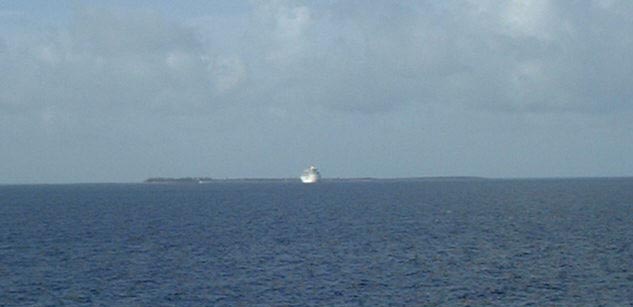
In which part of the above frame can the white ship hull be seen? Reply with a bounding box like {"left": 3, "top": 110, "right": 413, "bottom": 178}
{"left": 300, "top": 174, "right": 319, "bottom": 183}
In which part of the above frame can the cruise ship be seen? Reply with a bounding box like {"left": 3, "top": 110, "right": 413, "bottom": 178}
{"left": 300, "top": 166, "right": 321, "bottom": 183}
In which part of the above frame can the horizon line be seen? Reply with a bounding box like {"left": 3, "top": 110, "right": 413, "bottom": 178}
{"left": 2, "top": 175, "right": 633, "bottom": 186}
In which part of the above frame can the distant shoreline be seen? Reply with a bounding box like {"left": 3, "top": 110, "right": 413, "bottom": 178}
{"left": 142, "top": 176, "right": 490, "bottom": 184}
{"left": 141, "top": 176, "right": 633, "bottom": 184}
{"left": 1, "top": 176, "right": 632, "bottom": 186}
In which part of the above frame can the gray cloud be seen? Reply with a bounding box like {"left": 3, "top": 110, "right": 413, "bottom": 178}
{"left": 209, "top": 0, "right": 633, "bottom": 114}
{"left": 3, "top": 2, "right": 633, "bottom": 115}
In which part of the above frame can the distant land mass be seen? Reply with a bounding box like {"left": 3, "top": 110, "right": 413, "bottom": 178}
{"left": 144, "top": 177, "right": 296, "bottom": 184}
{"left": 143, "top": 176, "right": 487, "bottom": 184}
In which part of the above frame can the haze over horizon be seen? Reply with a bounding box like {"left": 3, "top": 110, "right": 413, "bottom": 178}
{"left": 2, "top": 1, "right": 633, "bottom": 184}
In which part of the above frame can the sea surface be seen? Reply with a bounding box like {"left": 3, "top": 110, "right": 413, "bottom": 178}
{"left": 1, "top": 178, "right": 633, "bottom": 306}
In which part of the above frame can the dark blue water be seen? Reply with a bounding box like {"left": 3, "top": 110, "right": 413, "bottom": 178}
{"left": 1, "top": 179, "right": 633, "bottom": 306}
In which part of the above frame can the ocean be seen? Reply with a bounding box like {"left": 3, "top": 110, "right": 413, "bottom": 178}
{"left": 1, "top": 178, "right": 632, "bottom": 306}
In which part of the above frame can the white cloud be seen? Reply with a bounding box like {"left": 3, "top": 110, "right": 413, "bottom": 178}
{"left": 0, "top": 6, "right": 219, "bottom": 117}
{"left": 252, "top": 1, "right": 313, "bottom": 62}
{"left": 593, "top": 0, "right": 616, "bottom": 9}
{"left": 209, "top": 55, "right": 246, "bottom": 93}
{"left": 502, "top": 0, "right": 555, "bottom": 40}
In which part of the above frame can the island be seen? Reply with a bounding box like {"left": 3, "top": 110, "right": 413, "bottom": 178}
{"left": 143, "top": 176, "right": 487, "bottom": 184}
{"left": 144, "top": 177, "right": 215, "bottom": 184}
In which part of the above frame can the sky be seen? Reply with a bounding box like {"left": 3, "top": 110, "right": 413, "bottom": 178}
{"left": 1, "top": 0, "right": 633, "bottom": 183}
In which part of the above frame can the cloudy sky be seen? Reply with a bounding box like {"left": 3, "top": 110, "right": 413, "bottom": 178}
{"left": 1, "top": 0, "right": 632, "bottom": 183}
